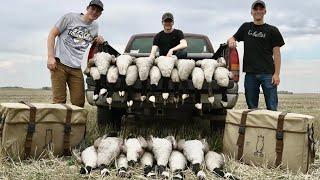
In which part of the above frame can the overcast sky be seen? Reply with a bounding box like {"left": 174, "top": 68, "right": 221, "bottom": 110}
{"left": 0, "top": 0, "right": 319, "bottom": 93}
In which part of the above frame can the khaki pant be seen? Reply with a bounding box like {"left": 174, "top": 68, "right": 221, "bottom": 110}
{"left": 50, "top": 61, "right": 85, "bottom": 107}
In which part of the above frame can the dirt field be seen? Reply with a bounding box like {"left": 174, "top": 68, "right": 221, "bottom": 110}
{"left": 0, "top": 88, "right": 319, "bottom": 179}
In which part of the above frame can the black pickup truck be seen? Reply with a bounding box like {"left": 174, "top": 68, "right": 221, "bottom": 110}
{"left": 85, "top": 33, "right": 240, "bottom": 132}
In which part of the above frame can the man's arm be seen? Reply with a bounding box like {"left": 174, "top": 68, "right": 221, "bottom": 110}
{"left": 167, "top": 39, "right": 188, "bottom": 57}
{"left": 227, "top": 37, "right": 237, "bottom": 48}
{"left": 228, "top": 23, "right": 246, "bottom": 48}
{"left": 271, "top": 27, "right": 284, "bottom": 86}
{"left": 47, "top": 27, "right": 60, "bottom": 71}
{"left": 94, "top": 35, "right": 105, "bottom": 44}
{"left": 149, "top": 45, "right": 158, "bottom": 60}
{"left": 272, "top": 46, "right": 281, "bottom": 86}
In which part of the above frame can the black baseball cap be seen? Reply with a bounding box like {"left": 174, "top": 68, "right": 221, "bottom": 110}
{"left": 162, "top": 12, "right": 174, "bottom": 22}
{"left": 251, "top": 0, "right": 266, "bottom": 9}
{"left": 89, "top": 0, "right": 104, "bottom": 11}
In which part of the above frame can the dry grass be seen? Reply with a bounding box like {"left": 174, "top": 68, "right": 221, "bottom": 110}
{"left": 0, "top": 88, "right": 319, "bottom": 179}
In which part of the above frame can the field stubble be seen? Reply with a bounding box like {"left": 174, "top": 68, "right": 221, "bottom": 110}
{"left": 0, "top": 88, "right": 319, "bottom": 179}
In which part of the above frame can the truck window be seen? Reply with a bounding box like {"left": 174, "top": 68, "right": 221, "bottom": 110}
{"left": 130, "top": 37, "right": 153, "bottom": 53}
{"left": 185, "top": 37, "right": 209, "bottom": 53}
{"left": 129, "top": 37, "right": 209, "bottom": 54}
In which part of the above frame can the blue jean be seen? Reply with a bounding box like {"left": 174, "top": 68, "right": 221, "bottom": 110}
{"left": 244, "top": 73, "right": 278, "bottom": 111}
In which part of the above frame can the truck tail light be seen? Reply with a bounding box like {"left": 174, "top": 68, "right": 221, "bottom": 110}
{"left": 228, "top": 47, "right": 240, "bottom": 82}
{"left": 87, "top": 42, "right": 97, "bottom": 62}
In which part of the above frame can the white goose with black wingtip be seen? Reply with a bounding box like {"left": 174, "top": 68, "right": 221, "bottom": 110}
{"left": 177, "top": 139, "right": 209, "bottom": 180}
{"left": 147, "top": 135, "right": 176, "bottom": 179}
{"left": 214, "top": 57, "right": 231, "bottom": 108}
{"left": 176, "top": 59, "right": 195, "bottom": 103}
{"left": 196, "top": 59, "right": 220, "bottom": 105}
{"left": 140, "top": 151, "right": 156, "bottom": 178}
{"left": 116, "top": 153, "right": 131, "bottom": 178}
{"left": 125, "top": 64, "right": 138, "bottom": 110}
{"left": 94, "top": 134, "right": 123, "bottom": 176}
{"left": 106, "top": 65, "right": 119, "bottom": 109}
{"left": 171, "top": 68, "right": 180, "bottom": 106}
{"left": 90, "top": 52, "right": 114, "bottom": 101}
{"left": 122, "top": 136, "right": 148, "bottom": 167}
{"left": 205, "top": 151, "right": 239, "bottom": 180}
{"left": 155, "top": 56, "right": 178, "bottom": 104}
{"left": 149, "top": 65, "right": 162, "bottom": 106}
{"left": 79, "top": 146, "right": 98, "bottom": 174}
{"left": 169, "top": 150, "right": 187, "bottom": 180}
{"left": 134, "top": 57, "right": 154, "bottom": 102}
{"left": 191, "top": 67, "right": 205, "bottom": 114}
{"left": 116, "top": 54, "right": 135, "bottom": 99}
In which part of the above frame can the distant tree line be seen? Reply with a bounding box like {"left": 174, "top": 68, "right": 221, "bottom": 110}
{"left": 277, "top": 91, "right": 293, "bottom": 94}
{"left": 0, "top": 86, "right": 23, "bottom": 89}
{"left": 239, "top": 91, "right": 294, "bottom": 94}
{"left": 0, "top": 86, "right": 52, "bottom": 90}
{"left": 41, "top": 87, "right": 52, "bottom": 90}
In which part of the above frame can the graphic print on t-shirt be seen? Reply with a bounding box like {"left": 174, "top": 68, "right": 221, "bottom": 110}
{"left": 66, "top": 26, "right": 93, "bottom": 51}
{"left": 248, "top": 30, "right": 266, "bottom": 38}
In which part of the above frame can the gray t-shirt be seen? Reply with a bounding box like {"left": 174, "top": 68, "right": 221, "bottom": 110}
{"left": 55, "top": 13, "right": 98, "bottom": 69}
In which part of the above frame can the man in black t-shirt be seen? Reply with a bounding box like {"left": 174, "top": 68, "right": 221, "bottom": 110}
{"left": 149, "top": 12, "right": 188, "bottom": 59}
{"left": 228, "top": 0, "right": 285, "bottom": 111}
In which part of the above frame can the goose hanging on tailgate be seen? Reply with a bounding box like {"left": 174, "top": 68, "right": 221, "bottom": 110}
{"left": 154, "top": 56, "right": 178, "bottom": 105}
{"left": 191, "top": 67, "right": 205, "bottom": 115}
{"left": 196, "top": 59, "right": 220, "bottom": 105}
{"left": 214, "top": 57, "right": 232, "bottom": 107}
{"left": 89, "top": 52, "right": 114, "bottom": 101}
{"left": 176, "top": 59, "right": 195, "bottom": 104}
{"left": 106, "top": 65, "right": 119, "bottom": 109}
{"left": 89, "top": 66, "right": 101, "bottom": 101}
{"left": 149, "top": 65, "right": 162, "bottom": 107}
{"left": 116, "top": 54, "right": 135, "bottom": 98}
{"left": 171, "top": 68, "right": 180, "bottom": 107}
{"left": 134, "top": 57, "right": 154, "bottom": 103}
{"left": 125, "top": 65, "right": 138, "bottom": 111}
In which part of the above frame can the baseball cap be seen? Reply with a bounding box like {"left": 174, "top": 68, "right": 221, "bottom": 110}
{"left": 162, "top": 12, "right": 174, "bottom": 22}
{"left": 251, "top": 0, "right": 266, "bottom": 9}
{"left": 89, "top": 0, "right": 104, "bottom": 11}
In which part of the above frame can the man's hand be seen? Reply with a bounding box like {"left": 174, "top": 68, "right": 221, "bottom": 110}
{"left": 88, "top": 58, "right": 95, "bottom": 67}
{"left": 272, "top": 74, "right": 280, "bottom": 86}
{"left": 166, "top": 49, "right": 174, "bottom": 57}
{"left": 228, "top": 37, "right": 237, "bottom": 48}
{"left": 47, "top": 57, "right": 57, "bottom": 71}
{"left": 149, "top": 54, "right": 156, "bottom": 60}
{"left": 95, "top": 35, "right": 104, "bottom": 44}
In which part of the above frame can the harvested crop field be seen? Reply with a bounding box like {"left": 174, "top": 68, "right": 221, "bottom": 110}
{"left": 0, "top": 88, "right": 319, "bottom": 179}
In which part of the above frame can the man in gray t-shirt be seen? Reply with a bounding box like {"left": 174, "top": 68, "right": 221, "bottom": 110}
{"left": 47, "top": 0, "right": 105, "bottom": 107}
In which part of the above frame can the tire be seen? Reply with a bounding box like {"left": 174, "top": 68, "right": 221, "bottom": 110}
{"left": 97, "top": 106, "right": 125, "bottom": 132}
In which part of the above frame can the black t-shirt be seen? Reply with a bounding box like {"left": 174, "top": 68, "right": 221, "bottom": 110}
{"left": 153, "top": 29, "right": 184, "bottom": 56}
{"left": 233, "top": 22, "right": 285, "bottom": 74}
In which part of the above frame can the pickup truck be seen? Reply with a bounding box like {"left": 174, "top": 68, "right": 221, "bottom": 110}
{"left": 85, "top": 33, "right": 240, "bottom": 132}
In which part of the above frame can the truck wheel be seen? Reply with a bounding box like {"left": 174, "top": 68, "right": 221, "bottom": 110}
{"left": 97, "top": 106, "right": 125, "bottom": 132}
